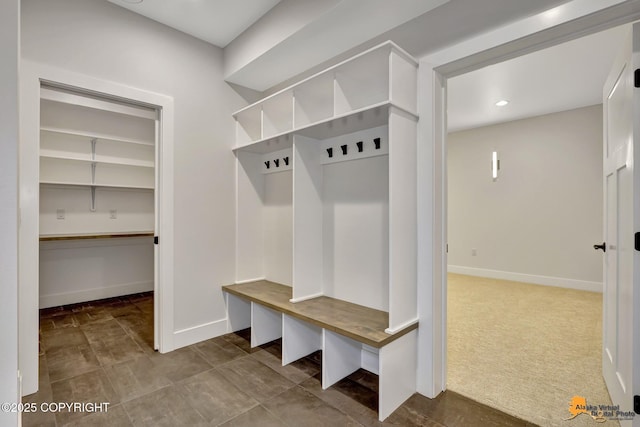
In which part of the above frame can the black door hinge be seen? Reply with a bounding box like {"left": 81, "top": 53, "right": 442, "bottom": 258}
{"left": 446, "top": 244, "right": 449, "bottom": 253}
{"left": 636, "top": 232, "right": 640, "bottom": 251}
{"left": 635, "top": 69, "right": 640, "bottom": 88}
{"left": 634, "top": 395, "right": 640, "bottom": 415}
{"left": 154, "top": 236, "right": 159, "bottom": 245}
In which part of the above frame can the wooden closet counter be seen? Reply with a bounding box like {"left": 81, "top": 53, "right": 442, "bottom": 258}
{"left": 222, "top": 280, "right": 417, "bottom": 348}
{"left": 40, "top": 232, "right": 154, "bottom": 241}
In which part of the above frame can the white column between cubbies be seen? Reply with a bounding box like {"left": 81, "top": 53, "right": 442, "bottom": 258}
{"left": 250, "top": 302, "right": 282, "bottom": 347}
{"left": 225, "top": 293, "right": 251, "bottom": 333}
{"left": 235, "top": 151, "right": 265, "bottom": 282}
{"left": 282, "top": 314, "right": 322, "bottom": 365}
{"left": 387, "top": 107, "right": 418, "bottom": 333}
{"left": 291, "top": 134, "right": 324, "bottom": 302}
{"left": 322, "top": 329, "right": 361, "bottom": 389}
{"left": 378, "top": 329, "right": 418, "bottom": 421}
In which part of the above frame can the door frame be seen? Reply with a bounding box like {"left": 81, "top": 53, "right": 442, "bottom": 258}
{"left": 19, "top": 61, "right": 175, "bottom": 395}
{"left": 417, "top": 0, "right": 640, "bottom": 398}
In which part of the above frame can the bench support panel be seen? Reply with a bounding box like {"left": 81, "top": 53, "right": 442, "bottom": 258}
{"left": 379, "top": 328, "right": 417, "bottom": 421}
{"left": 251, "top": 302, "right": 282, "bottom": 347}
{"left": 226, "top": 293, "right": 251, "bottom": 332}
{"left": 282, "top": 314, "right": 322, "bottom": 365}
{"left": 322, "top": 329, "right": 361, "bottom": 389}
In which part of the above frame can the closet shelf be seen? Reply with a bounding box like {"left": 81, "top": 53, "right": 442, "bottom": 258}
{"left": 39, "top": 154, "right": 154, "bottom": 168}
{"left": 40, "top": 126, "right": 154, "bottom": 146}
{"left": 40, "top": 232, "right": 154, "bottom": 241}
{"left": 40, "top": 181, "right": 154, "bottom": 190}
{"left": 233, "top": 101, "right": 416, "bottom": 154}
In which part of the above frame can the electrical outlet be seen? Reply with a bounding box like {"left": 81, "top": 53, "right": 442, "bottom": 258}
{"left": 471, "top": 248, "right": 477, "bottom": 256}
{"left": 109, "top": 209, "right": 117, "bottom": 219}
{"left": 56, "top": 209, "right": 65, "bottom": 220}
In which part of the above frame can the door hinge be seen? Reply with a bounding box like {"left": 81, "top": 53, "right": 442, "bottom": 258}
{"left": 636, "top": 232, "right": 640, "bottom": 251}
{"left": 634, "top": 395, "right": 640, "bottom": 414}
{"left": 446, "top": 244, "right": 448, "bottom": 253}
{"left": 154, "top": 236, "right": 159, "bottom": 245}
{"left": 635, "top": 69, "right": 640, "bottom": 88}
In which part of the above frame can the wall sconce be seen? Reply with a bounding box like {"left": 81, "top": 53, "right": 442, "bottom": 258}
{"left": 492, "top": 151, "right": 500, "bottom": 181}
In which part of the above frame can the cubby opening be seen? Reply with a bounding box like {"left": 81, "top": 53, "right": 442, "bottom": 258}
{"left": 294, "top": 72, "right": 334, "bottom": 128}
{"left": 334, "top": 47, "right": 390, "bottom": 115}
{"left": 262, "top": 90, "right": 294, "bottom": 139}
{"left": 236, "top": 150, "right": 294, "bottom": 285}
{"left": 235, "top": 104, "right": 262, "bottom": 145}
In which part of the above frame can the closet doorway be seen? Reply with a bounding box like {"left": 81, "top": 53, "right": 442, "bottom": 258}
{"left": 444, "top": 25, "right": 626, "bottom": 425}
{"left": 38, "top": 84, "right": 159, "bottom": 345}
{"left": 19, "top": 64, "right": 175, "bottom": 396}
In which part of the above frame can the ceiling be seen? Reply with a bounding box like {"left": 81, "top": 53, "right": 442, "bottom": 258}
{"left": 106, "top": 0, "right": 281, "bottom": 48}
{"left": 105, "top": 0, "right": 632, "bottom": 130}
{"left": 447, "top": 24, "right": 629, "bottom": 132}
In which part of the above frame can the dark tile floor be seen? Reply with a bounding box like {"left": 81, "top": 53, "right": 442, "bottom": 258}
{"left": 23, "top": 293, "right": 536, "bottom": 426}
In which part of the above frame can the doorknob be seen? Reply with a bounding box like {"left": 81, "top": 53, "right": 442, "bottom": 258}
{"left": 594, "top": 242, "right": 606, "bottom": 252}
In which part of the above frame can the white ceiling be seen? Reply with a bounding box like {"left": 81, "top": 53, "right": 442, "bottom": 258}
{"left": 447, "top": 25, "right": 629, "bottom": 132}
{"left": 106, "top": 0, "right": 632, "bottom": 130}
{"left": 106, "top": 0, "right": 281, "bottom": 48}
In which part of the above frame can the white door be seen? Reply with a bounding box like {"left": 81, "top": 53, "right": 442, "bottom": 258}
{"left": 601, "top": 23, "right": 640, "bottom": 426}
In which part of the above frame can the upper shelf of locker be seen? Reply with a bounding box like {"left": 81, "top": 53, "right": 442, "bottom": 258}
{"left": 232, "top": 41, "right": 419, "bottom": 154}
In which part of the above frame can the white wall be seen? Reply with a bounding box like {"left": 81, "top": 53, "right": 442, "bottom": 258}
{"left": 40, "top": 238, "right": 154, "bottom": 308}
{"left": 21, "top": 0, "right": 247, "bottom": 338}
{"left": 0, "top": 0, "right": 20, "bottom": 425}
{"left": 447, "top": 105, "right": 603, "bottom": 290}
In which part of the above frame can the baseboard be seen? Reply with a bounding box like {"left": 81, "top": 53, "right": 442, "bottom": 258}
{"left": 447, "top": 265, "right": 602, "bottom": 293}
{"left": 40, "top": 280, "right": 154, "bottom": 308}
{"left": 173, "top": 318, "right": 228, "bottom": 349}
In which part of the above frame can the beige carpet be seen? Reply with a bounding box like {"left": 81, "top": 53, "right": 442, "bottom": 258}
{"left": 447, "top": 273, "right": 618, "bottom": 427}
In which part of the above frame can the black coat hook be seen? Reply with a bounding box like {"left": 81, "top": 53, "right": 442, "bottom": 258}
{"left": 274, "top": 159, "right": 280, "bottom": 167}
{"left": 283, "top": 156, "right": 289, "bottom": 166}
{"left": 374, "top": 138, "right": 381, "bottom": 150}
{"left": 264, "top": 160, "right": 270, "bottom": 169}
{"left": 341, "top": 144, "right": 348, "bottom": 155}
{"left": 356, "top": 141, "right": 363, "bottom": 152}
{"left": 327, "top": 147, "right": 333, "bottom": 158}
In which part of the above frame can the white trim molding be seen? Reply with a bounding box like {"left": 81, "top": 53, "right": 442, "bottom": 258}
{"left": 173, "top": 319, "right": 228, "bottom": 349}
{"left": 19, "top": 60, "right": 175, "bottom": 395}
{"left": 417, "top": 0, "right": 640, "bottom": 402}
{"left": 447, "top": 265, "right": 602, "bottom": 293}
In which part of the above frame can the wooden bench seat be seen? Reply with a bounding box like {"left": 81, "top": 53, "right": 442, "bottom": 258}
{"left": 222, "top": 280, "right": 417, "bottom": 347}
{"left": 222, "top": 279, "right": 419, "bottom": 421}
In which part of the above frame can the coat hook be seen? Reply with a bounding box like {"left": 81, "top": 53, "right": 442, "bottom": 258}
{"left": 264, "top": 160, "right": 270, "bottom": 169}
{"left": 374, "top": 138, "right": 381, "bottom": 150}
{"left": 274, "top": 158, "right": 280, "bottom": 167}
{"left": 327, "top": 147, "right": 333, "bottom": 158}
{"left": 341, "top": 144, "right": 348, "bottom": 155}
{"left": 283, "top": 156, "right": 289, "bottom": 166}
{"left": 356, "top": 141, "right": 363, "bottom": 152}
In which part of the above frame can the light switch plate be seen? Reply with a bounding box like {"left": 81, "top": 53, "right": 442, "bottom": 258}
{"left": 109, "top": 209, "right": 117, "bottom": 219}
{"left": 56, "top": 209, "right": 65, "bottom": 220}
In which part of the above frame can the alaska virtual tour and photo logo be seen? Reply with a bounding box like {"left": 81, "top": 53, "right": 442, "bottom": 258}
{"left": 565, "top": 396, "right": 636, "bottom": 423}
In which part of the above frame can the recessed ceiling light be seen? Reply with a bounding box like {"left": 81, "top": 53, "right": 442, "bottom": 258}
{"left": 495, "top": 100, "right": 509, "bottom": 107}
